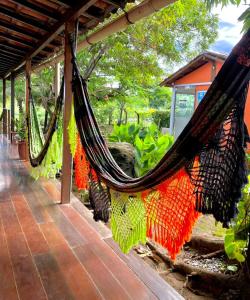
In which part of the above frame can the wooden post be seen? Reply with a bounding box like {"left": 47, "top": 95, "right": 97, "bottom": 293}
{"left": 3, "top": 78, "right": 7, "bottom": 134}
{"left": 25, "top": 60, "right": 31, "bottom": 160}
{"left": 61, "top": 20, "right": 74, "bottom": 204}
{"left": 54, "top": 63, "right": 61, "bottom": 98}
{"left": 7, "top": 109, "right": 11, "bottom": 140}
{"left": 11, "top": 74, "right": 15, "bottom": 133}
{"left": 169, "top": 86, "right": 176, "bottom": 136}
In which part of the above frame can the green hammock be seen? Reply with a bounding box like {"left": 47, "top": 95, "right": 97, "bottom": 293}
{"left": 27, "top": 76, "right": 64, "bottom": 167}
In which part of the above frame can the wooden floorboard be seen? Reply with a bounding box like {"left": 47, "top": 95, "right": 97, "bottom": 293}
{"left": 12, "top": 194, "right": 50, "bottom": 255}
{"left": 61, "top": 205, "right": 157, "bottom": 299}
{"left": 0, "top": 219, "right": 19, "bottom": 300}
{"left": 40, "top": 222, "right": 102, "bottom": 300}
{"left": 34, "top": 252, "right": 74, "bottom": 300}
{"left": 0, "top": 136, "right": 183, "bottom": 300}
{"left": 73, "top": 245, "right": 131, "bottom": 300}
{"left": 0, "top": 201, "right": 47, "bottom": 300}
{"left": 105, "top": 238, "right": 182, "bottom": 300}
{"left": 20, "top": 184, "right": 52, "bottom": 224}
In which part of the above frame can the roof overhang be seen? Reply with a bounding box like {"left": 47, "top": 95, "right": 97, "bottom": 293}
{"left": 161, "top": 51, "right": 227, "bottom": 87}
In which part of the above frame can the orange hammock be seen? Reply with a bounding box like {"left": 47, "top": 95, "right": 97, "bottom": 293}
{"left": 74, "top": 140, "right": 202, "bottom": 259}
{"left": 72, "top": 31, "right": 250, "bottom": 259}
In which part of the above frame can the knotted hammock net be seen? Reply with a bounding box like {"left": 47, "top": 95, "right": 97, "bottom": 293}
{"left": 70, "top": 30, "right": 250, "bottom": 259}
{"left": 27, "top": 76, "right": 64, "bottom": 169}
{"left": 28, "top": 29, "right": 250, "bottom": 260}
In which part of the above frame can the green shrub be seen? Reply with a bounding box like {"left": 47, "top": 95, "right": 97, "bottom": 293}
{"left": 16, "top": 113, "right": 26, "bottom": 141}
{"left": 152, "top": 110, "right": 170, "bottom": 128}
{"left": 224, "top": 174, "right": 250, "bottom": 263}
{"left": 108, "top": 123, "right": 174, "bottom": 177}
{"left": 108, "top": 123, "right": 141, "bottom": 144}
{"left": 134, "top": 126, "right": 174, "bottom": 176}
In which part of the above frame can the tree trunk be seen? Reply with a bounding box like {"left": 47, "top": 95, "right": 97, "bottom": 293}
{"left": 135, "top": 111, "right": 140, "bottom": 124}
{"left": 117, "top": 103, "right": 125, "bottom": 125}
{"left": 83, "top": 44, "right": 109, "bottom": 79}
{"left": 123, "top": 109, "right": 127, "bottom": 124}
{"left": 108, "top": 111, "right": 112, "bottom": 125}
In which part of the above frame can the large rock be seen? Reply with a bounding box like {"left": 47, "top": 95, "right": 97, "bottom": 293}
{"left": 108, "top": 142, "right": 135, "bottom": 177}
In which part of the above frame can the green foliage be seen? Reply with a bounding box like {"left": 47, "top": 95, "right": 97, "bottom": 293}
{"left": 109, "top": 123, "right": 174, "bottom": 177}
{"left": 152, "top": 110, "right": 170, "bottom": 128}
{"left": 16, "top": 112, "right": 26, "bottom": 141}
{"left": 134, "top": 124, "right": 174, "bottom": 176}
{"left": 224, "top": 175, "right": 250, "bottom": 263}
{"left": 148, "top": 87, "right": 171, "bottom": 109}
{"left": 109, "top": 123, "right": 141, "bottom": 144}
{"left": 205, "top": 0, "right": 250, "bottom": 31}
{"left": 93, "top": 100, "right": 118, "bottom": 125}
{"left": 239, "top": 7, "right": 250, "bottom": 32}
{"left": 76, "top": 0, "right": 218, "bottom": 125}
{"left": 31, "top": 68, "right": 55, "bottom": 105}
{"left": 205, "top": 0, "right": 244, "bottom": 7}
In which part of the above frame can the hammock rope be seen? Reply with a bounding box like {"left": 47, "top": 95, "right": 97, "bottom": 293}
{"left": 71, "top": 29, "right": 250, "bottom": 258}
{"left": 27, "top": 76, "right": 64, "bottom": 167}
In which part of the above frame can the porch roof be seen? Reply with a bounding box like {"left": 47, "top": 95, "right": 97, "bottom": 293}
{"left": 0, "top": 0, "right": 132, "bottom": 79}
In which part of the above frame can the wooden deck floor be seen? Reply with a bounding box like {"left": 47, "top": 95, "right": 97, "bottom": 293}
{"left": 0, "top": 136, "right": 182, "bottom": 300}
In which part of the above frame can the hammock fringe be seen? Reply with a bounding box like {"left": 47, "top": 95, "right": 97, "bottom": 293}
{"left": 71, "top": 30, "right": 250, "bottom": 259}
{"left": 57, "top": 29, "right": 250, "bottom": 259}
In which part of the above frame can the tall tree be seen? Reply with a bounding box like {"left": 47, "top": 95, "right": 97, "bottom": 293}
{"left": 76, "top": 0, "right": 218, "bottom": 123}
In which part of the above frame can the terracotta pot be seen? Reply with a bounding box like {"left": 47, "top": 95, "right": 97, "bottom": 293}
{"left": 18, "top": 140, "right": 27, "bottom": 161}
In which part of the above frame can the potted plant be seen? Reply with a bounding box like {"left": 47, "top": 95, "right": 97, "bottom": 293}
{"left": 16, "top": 113, "right": 27, "bottom": 160}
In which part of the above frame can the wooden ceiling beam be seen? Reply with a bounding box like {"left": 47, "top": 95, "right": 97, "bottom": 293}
{"left": 0, "top": 52, "right": 20, "bottom": 61}
{"left": 0, "top": 48, "right": 23, "bottom": 58}
{"left": 102, "top": 0, "right": 124, "bottom": 8}
{"left": 0, "top": 59, "right": 19, "bottom": 66}
{"left": 0, "top": 32, "right": 33, "bottom": 47}
{"left": 0, "top": 60, "right": 16, "bottom": 66}
{"left": 82, "top": 11, "right": 103, "bottom": 21}
{"left": 0, "top": 7, "right": 50, "bottom": 32}
{"left": 0, "top": 21, "right": 41, "bottom": 40}
{"left": 0, "top": 71, "right": 9, "bottom": 76}
{"left": 0, "top": 44, "right": 27, "bottom": 55}
{"left": 4, "top": 0, "right": 98, "bottom": 78}
{"left": 1, "top": 40, "right": 32, "bottom": 51}
{"left": 0, "top": 64, "right": 16, "bottom": 71}
{"left": 0, "top": 64, "right": 17, "bottom": 72}
{"left": 52, "top": 0, "right": 71, "bottom": 7}
{"left": 8, "top": 0, "right": 60, "bottom": 21}
{"left": 0, "top": 54, "right": 19, "bottom": 62}
{"left": 0, "top": 66, "right": 10, "bottom": 71}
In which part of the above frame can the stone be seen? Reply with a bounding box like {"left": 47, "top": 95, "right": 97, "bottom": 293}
{"left": 107, "top": 142, "right": 135, "bottom": 177}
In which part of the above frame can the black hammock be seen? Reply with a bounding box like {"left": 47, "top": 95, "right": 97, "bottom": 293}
{"left": 27, "top": 76, "right": 64, "bottom": 167}
{"left": 72, "top": 29, "right": 250, "bottom": 228}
